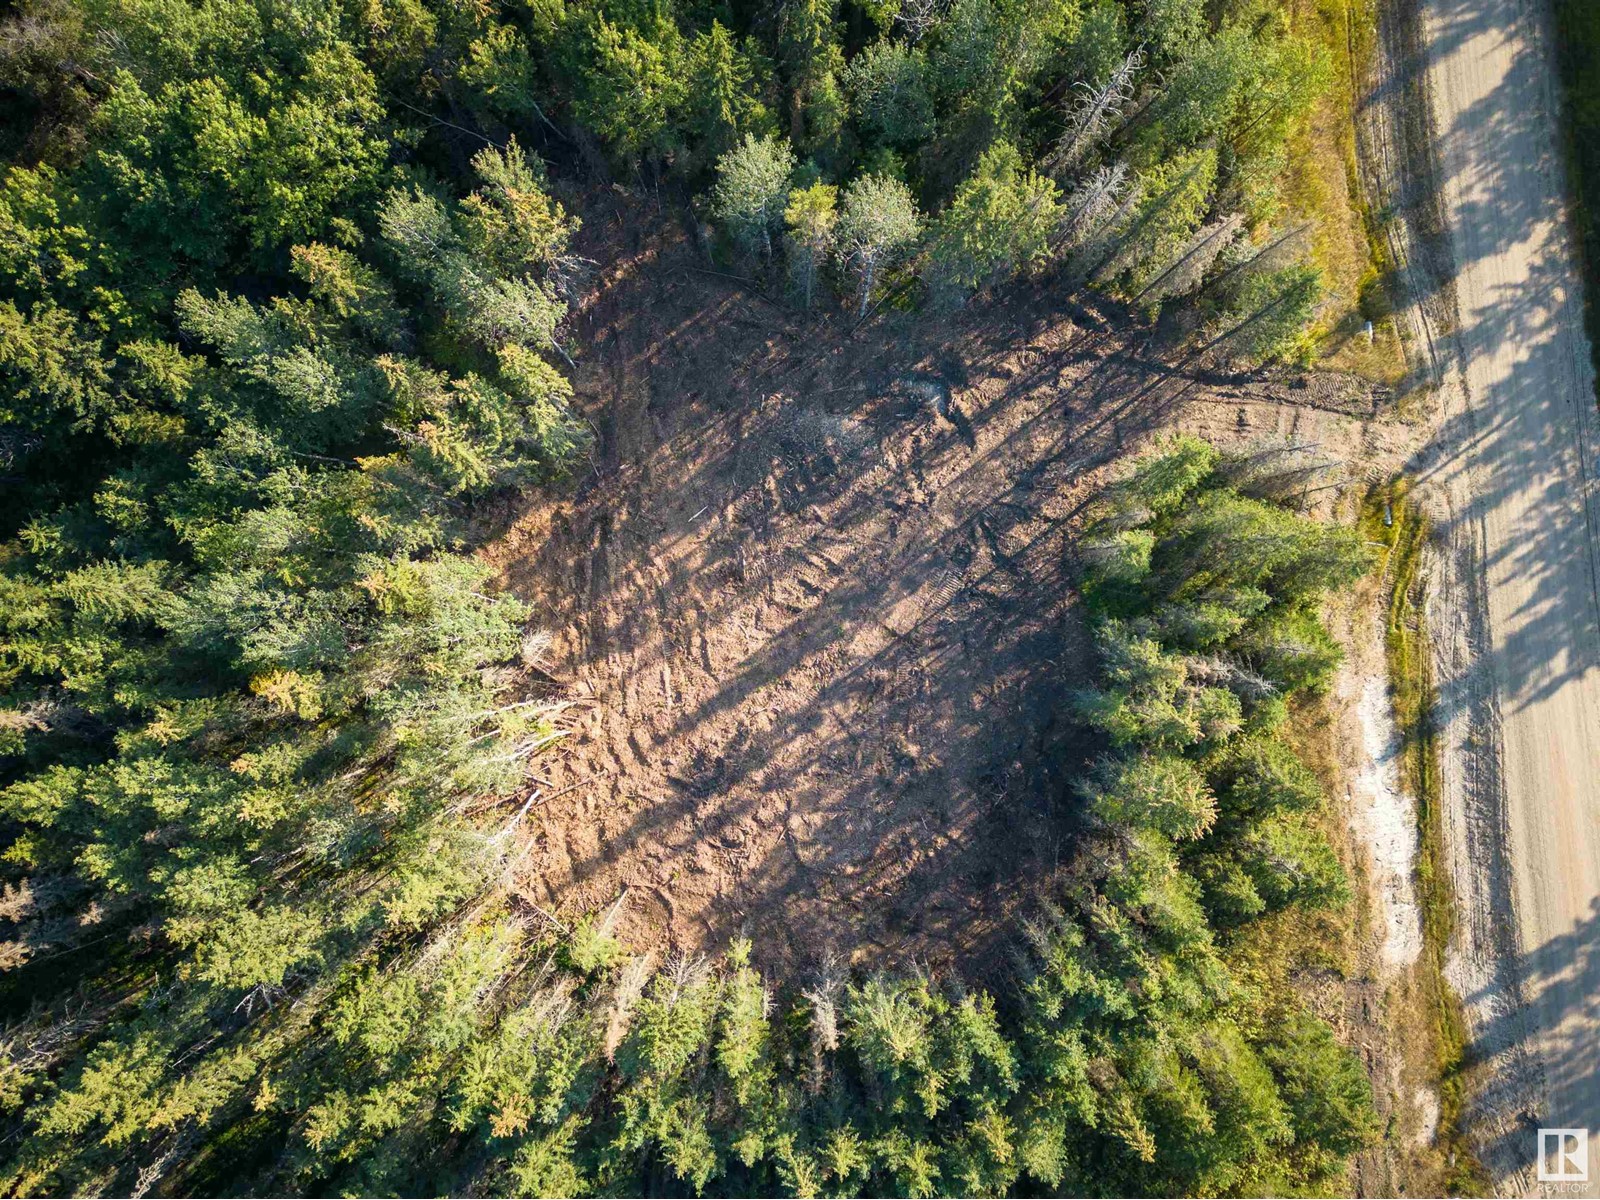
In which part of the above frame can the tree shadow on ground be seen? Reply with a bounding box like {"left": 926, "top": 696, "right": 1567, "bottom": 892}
{"left": 490, "top": 201, "right": 1389, "bottom": 978}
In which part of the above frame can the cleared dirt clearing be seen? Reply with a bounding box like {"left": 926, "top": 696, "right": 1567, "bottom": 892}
{"left": 488, "top": 210, "right": 1397, "bottom": 973}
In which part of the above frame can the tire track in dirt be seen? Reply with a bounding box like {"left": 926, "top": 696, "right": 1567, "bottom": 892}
{"left": 488, "top": 204, "right": 1401, "bottom": 978}
{"left": 1405, "top": 0, "right": 1600, "bottom": 1188}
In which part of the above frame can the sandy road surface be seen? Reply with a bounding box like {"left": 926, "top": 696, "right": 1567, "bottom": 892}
{"left": 1420, "top": 0, "right": 1600, "bottom": 1187}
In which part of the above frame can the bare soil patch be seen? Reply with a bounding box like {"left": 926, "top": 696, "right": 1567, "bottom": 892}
{"left": 487, "top": 199, "right": 1400, "bottom": 976}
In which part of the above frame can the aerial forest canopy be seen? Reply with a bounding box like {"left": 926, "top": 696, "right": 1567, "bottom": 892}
{"left": 0, "top": 0, "right": 1376, "bottom": 1195}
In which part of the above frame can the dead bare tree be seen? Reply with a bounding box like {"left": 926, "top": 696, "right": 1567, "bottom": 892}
{"left": 1217, "top": 441, "right": 1343, "bottom": 503}
{"left": 1197, "top": 221, "right": 1314, "bottom": 300}
{"left": 1182, "top": 655, "right": 1280, "bottom": 701}
{"left": 895, "top": 0, "right": 945, "bottom": 42}
{"left": 802, "top": 950, "right": 846, "bottom": 1093}
{"left": 1055, "top": 161, "right": 1133, "bottom": 255}
{"left": 1081, "top": 154, "right": 1212, "bottom": 284}
{"left": 1133, "top": 211, "right": 1244, "bottom": 304}
{"left": 1046, "top": 46, "right": 1146, "bottom": 178}
{"left": 603, "top": 950, "right": 656, "bottom": 1059}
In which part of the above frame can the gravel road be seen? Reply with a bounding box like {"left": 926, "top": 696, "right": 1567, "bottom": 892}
{"left": 1421, "top": 0, "right": 1600, "bottom": 1188}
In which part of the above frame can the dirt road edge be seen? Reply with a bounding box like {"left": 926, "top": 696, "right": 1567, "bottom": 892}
{"left": 1359, "top": 0, "right": 1557, "bottom": 1190}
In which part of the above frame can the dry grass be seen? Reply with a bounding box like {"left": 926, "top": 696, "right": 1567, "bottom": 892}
{"left": 1282, "top": 0, "right": 1409, "bottom": 381}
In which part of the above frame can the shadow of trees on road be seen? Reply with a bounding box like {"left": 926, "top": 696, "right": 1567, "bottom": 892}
{"left": 1394, "top": 0, "right": 1600, "bottom": 1177}
{"left": 1462, "top": 899, "right": 1600, "bottom": 1180}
